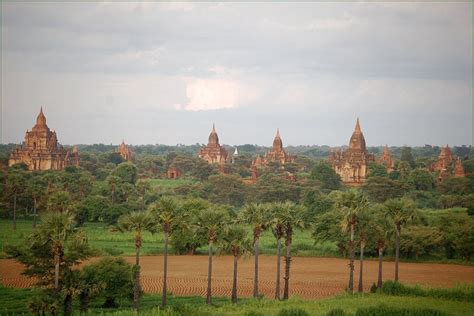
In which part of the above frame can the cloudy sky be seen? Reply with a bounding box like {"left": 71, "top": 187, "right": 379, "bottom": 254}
{"left": 1, "top": 2, "right": 472, "bottom": 146}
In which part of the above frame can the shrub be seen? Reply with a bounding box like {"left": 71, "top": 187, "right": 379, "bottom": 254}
{"left": 278, "top": 308, "right": 310, "bottom": 316}
{"left": 245, "top": 311, "right": 265, "bottom": 316}
{"left": 355, "top": 304, "right": 447, "bottom": 316}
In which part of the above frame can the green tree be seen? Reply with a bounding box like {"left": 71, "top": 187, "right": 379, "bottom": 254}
{"left": 384, "top": 197, "right": 417, "bottom": 281}
{"left": 195, "top": 208, "right": 229, "bottom": 304}
{"left": 149, "top": 197, "right": 188, "bottom": 307}
{"left": 7, "top": 167, "right": 27, "bottom": 230}
{"left": 310, "top": 161, "right": 341, "bottom": 191}
{"left": 367, "top": 162, "right": 388, "bottom": 178}
{"left": 400, "top": 146, "right": 416, "bottom": 168}
{"left": 273, "top": 201, "right": 306, "bottom": 300}
{"left": 27, "top": 175, "right": 46, "bottom": 228}
{"left": 362, "top": 176, "right": 409, "bottom": 203}
{"left": 6, "top": 212, "right": 92, "bottom": 315}
{"left": 406, "top": 169, "right": 435, "bottom": 191}
{"left": 337, "top": 190, "right": 368, "bottom": 294}
{"left": 238, "top": 203, "right": 272, "bottom": 298}
{"left": 114, "top": 211, "right": 154, "bottom": 309}
{"left": 205, "top": 174, "right": 247, "bottom": 206}
{"left": 270, "top": 202, "right": 285, "bottom": 300}
{"left": 107, "top": 175, "right": 122, "bottom": 204}
{"left": 371, "top": 209, "right": 393, "bottom": 289}
{"left": 111, "top": 162, "right": 138, "bottom": 184}
{"left": 220, "top": 226, "right": 252, "bottom": 304}
{"left": 47, "top": 191, "right": 74, "bottom": 214}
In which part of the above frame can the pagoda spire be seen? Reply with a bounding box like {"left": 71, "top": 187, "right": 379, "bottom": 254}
{"left": 276, "top": 128, "right": 280, "bottom": 138}
{"left": 212, "top": 123, "right": 216, "bottom": 133}
{"left": 354, "top": 118, "right": 361, "bottom": 133}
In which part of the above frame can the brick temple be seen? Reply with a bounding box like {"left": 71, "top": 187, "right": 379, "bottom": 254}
{"left": 9, "top": 107, "right": 79, "bottom": 171}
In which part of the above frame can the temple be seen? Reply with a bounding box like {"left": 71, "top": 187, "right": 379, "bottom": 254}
{"left": 253, "top": 129, "right": 296, "bottom": 166}
{"left": 117, "top": 140, "right": 133, "bottom": 161}
{"left": 198, "top": 124, "right": 229, "bottom": 164}
{"left": 329, "top": 118, "right": 375, "bottom": 185}
{"left": 430, "top": 145, "right": 465, "bottom": 181}
{"left": 9, "top": 107, "right": 79, "bottom": 171}
{"left": 378, "top": 145, "right": 394, "bottom": 172}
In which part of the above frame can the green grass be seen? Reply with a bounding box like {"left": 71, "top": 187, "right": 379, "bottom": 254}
{"left": 1, "top": 286, "right": 472, "bottom": 316}
{"left": 0, "top": 219, "right": 337, "bottom": 258}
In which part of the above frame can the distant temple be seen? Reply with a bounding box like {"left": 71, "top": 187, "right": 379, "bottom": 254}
{"left": 198, "top": 124, "right": 229, "bottom": 164}
{"left": 167, "top": 166, "right": 182, "bottom": 179}
{"left": 9, "top": 107, "right": 79, "bottom": 171}
{"left": 430, "top": 145, "right": 465, "bottom": 181}
{"left": 329, "top": 118, "right": 375, "bottom": 185}
{"left": 253, "top": 129, "right": 296, "bottom": 166}
{"left": 117, "top": 140, "right": 133, "bottom": 161}
{"left": 378, "top": 145, "right": 394, "bottom": 172}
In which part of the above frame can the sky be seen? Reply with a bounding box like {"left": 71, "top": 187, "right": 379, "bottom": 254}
{"left": 1, "top": 2, "right": 472, "bottom": 146}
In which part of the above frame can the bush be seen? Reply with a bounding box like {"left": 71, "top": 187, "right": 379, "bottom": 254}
{"left": 245, "top": 311, "right": 265, "bottom": 316}
{"left": 278, "top": 308, "right": 310, "bottom": 316}
{"left": 355, "top": 304, "right": 447, "bottom": 316}
{"left": 381, "top": 281, "right": 474, "bottom": 302}
{"left": 326, "top": 309, "right": 348, "bottom": 316}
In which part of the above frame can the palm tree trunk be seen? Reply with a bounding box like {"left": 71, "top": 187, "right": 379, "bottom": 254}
{"left": 253, "top": 238, "right": 259, "bottom": 298}
{"left": 206, "top": 241, "right": 213, "bottom": 305}
{"left": 33, "top": 197, "right": 37, "bottom": 228}
{"left": 275, "top": 238, "right": 281, "bottom": 300}
{"left": 348, "top": 223, "right": 355, "bottom": 294}
{"left": 79, "top": 290, "right": 90, "bottom": 313}
{"left": 13, "top": 193, "right": 17, "bottom": 231}
{"left": 54, "top": 253, "right": 60, "bottom": 289}
{"left": 64, "top": 293, "right": 72, "bottom": 316}
{"left": 358, "top": 241, "right": 365, "bottom": 293}
{"left": 162, "top": 231, "right": 169, "bottom": 307}
{"left": 283, "top": 236, "right": 292, "bottom": 300}
{"left": 231, "top": 255, "right": 238, "bottom": 304}
{"left": 395, "top": 225, "right": 400, "bottom": 282}
{"left": 377, "top": 246, "right": 384, "bottom": 290}
{"left": 133, "top": 245, "right": 141, "bottom": 310}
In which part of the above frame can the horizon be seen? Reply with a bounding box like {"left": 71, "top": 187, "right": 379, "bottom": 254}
{"left": 1, "top": 2, "right": 472, "bottom": 146}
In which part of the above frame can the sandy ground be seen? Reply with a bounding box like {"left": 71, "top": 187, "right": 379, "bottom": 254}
{"left": 1, "top": 256, "right": 472, "bottom": 299}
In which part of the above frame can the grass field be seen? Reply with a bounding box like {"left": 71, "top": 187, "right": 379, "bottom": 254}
{"left": 0, "top": 219, "right": 338, "bottom": 258}
{"left": 1, "top": 286, "right": 473, "bottom": 315}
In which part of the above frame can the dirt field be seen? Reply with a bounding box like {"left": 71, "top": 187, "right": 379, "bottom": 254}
{"left": 1, "top": 256, "right": 472, "bottom": 299}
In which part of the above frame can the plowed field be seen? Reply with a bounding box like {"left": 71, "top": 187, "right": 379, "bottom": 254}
{"left": 1, "top": 256, "right": 471, "bottom": 299}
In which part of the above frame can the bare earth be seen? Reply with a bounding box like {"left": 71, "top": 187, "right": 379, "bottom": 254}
{"left": 1, "top": 256, "right": 472, "bottom": 299}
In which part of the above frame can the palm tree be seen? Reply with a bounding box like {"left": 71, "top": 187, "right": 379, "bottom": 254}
{"left": 337, "top": 189, "right": 368, "bottom": 294}
{"left": 149, "top": 197, "right": 187, "bottom": 307}
{"left": 114, "top": 211, "right": 154, "bottom": 310}
{"left": 356, "top": 209, "right": 371, "bottom": 293}
{"left": 38, "top": 212, "right": 76, "bottom": 291}
{"left": 221, "top": 226, "right": 251, "bottom": 304}
{"left": 270, "top": 203, "right": 285, "bottom": 300}
{"left": 273, "top": 201, "right": 306, "bottom": 300}
{"left": 238, "top": 203, "right": 271, "bottom": 298}
{"left": 372, "top": 208, "right": 393, "bottom": 289}
{"left": 195, "top": 208, "right": 229, "bottom": 305}
{"left": 106, "top": 175, "right": 122, "bottom": 204}
{"left": 385, "top": 197, "right": 417, "bottom": 282}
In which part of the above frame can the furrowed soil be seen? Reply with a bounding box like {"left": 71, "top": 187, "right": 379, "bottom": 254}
{"left": 1, "top": 256, "right": 472, "bottom": 299}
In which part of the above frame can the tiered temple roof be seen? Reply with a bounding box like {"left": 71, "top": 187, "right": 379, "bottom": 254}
{"left": 329, "top": 118, "right": 375, "bottom": 184}
{"left": 198, "top": 124, "right": 229, "bottom": 164}
{"left": 253, "top": 129, "right": 296, "bottom": 166}
{"left": 9, "top": 107, "right": 79, "bottom": 170}
{"left": 118, "top": 140, "right": 133, "bottom": 161}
